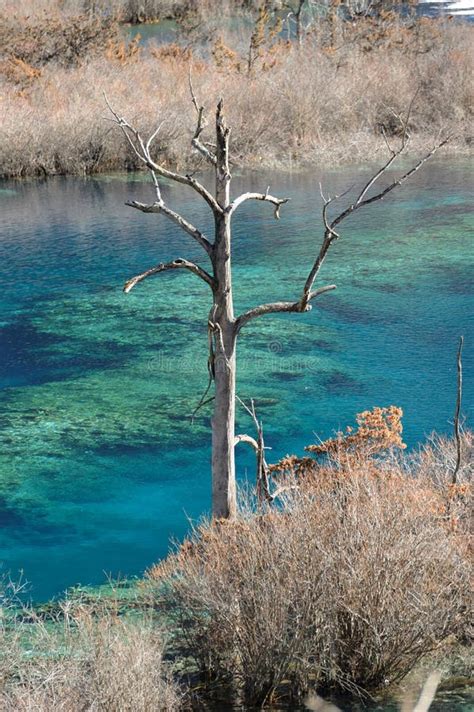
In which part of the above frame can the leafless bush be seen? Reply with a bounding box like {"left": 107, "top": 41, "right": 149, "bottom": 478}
{"left": 150, "top": 445, "right": 471, "bottom": 706}
{"left": 411, "top": 430, "right": 473, "bottom": 556}
{"left": 415, "top": 430, "right": 473, "bottom": 491}
{"left": 0, "top": 599, "right": 182, "bottom": 711}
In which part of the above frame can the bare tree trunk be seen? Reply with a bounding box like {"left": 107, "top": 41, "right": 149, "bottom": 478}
{"left": 211, "top": 214, "right": 237, "bottom": 518}
{"left": 211, "top": 103, "right": 237, "bottom": 519}
{"left": 452, "top": 335, "right": 464, "bottom": 486}
{"left": 211, "top": 306, "right": 237, "bottom": 519}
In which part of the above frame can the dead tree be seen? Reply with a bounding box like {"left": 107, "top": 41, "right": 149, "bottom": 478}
{"left": 106, "top": 93, "right": 447, "bottom": 519}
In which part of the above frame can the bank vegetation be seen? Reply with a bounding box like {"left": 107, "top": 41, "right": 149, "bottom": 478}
{"left": 1, "top": 413, "right": 472, "bottom": 710}
{"left": 0, "top": 1, "right": 472, "bottom": 178}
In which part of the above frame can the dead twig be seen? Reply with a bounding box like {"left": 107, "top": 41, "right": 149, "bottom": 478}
{"left": 452, "top": 335, "right": 464, "bottom": 485}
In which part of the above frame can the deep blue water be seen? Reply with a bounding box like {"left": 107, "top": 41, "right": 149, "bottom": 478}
{"left": 0, "top": 160, "right": 472, "bottom": 602}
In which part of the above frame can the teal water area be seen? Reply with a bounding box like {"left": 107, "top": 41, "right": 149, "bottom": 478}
{"left": 0, "top": 160, "right": 472, "bottom": 602}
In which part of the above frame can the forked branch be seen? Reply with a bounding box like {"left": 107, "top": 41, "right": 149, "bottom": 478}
{"left": 330, "top": 137, "right": 449, "bottom": 232}
{"left": 235, "top": 285, "right": 336, "bottom": 332}
{"left": 236, "top": 125, "right": 449, "bottom": 331}
{"left": 104, "top": 93, "right": 221, "bottom": 215}
{"left": 298, "top": 136, "right": 448, "bottom": 308}
{"left": 189, "top": 70, "right": 217, "bottom": 166}
{"left": 236, "top": 397, "right": 272, "bottom": 504}
{"left": 124, "top": 258, "right": 215, "bottom": 293}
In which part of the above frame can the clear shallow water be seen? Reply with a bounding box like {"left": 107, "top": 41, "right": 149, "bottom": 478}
{"left": 0, "top": 160, "right": 472, "bottom": 602}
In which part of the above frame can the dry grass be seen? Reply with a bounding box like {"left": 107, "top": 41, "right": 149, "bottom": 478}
{"left": 0, "top": 14, "right": 472, "bottom": 178}
{"left": 0, "top": 595, "right": 181, "bottom": 711}
{"left": 148, "top": 432, "right": 472, "bottom": 707}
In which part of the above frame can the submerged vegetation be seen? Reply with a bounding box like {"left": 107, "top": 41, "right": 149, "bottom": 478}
{"left": 0, "top": 0, "right": 472, "bottom": 177}
{"left": 1, "top": 416, "right": 472, "bottom": 709}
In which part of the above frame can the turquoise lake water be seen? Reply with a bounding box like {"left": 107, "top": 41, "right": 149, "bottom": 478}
{"left": 0, "top": 160, "right": 472, "bottom": 602}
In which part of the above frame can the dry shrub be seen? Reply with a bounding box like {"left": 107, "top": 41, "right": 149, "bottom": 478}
{"left": 413, "top": 430, "right": 473, "bottom": 537}
{"left": 0, "top": 599, "right": 181, "bottom": 711}
{"left": 0, "top": 10, "right": 121, "bottom": 69}
{"left": 269, "top": 405, "right": 406, "bottom": 481}
{"left": 150, "top": 438, "right": 471, "bottom": 706}
{"left": 307, "top": 405, "right": 406, "bottom": 457}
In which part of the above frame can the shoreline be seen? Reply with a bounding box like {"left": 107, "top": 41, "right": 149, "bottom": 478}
{"left": 0, "top": 134, "right": 471, "bottom": 182}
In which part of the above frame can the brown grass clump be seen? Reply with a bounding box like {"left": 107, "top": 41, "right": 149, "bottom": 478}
{"left": 148, "top": 426, "right": 472, "bottom": 707}
{"left": 0, "top": 597, "right": 181, "bottom": 711}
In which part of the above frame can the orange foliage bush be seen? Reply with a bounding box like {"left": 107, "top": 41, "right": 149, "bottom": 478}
{"left": 270, "top": 405, "right": 406, "bottom": 483}
{"left": 105, "top": 33, "right": 142, "bottom": 64}
{"left": 307, "top": 405, "right": 406, "bottom": 456}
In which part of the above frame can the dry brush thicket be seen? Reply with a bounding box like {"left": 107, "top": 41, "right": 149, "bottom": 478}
{"left": 147, "top": 424, "right": 472, "bottom": 708}
{"left": 0, "top": 8, "right": 472, "bottom": 177}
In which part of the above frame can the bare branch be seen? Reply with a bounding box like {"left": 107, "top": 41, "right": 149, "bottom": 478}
{"left": 452, "top": 335, "right": 464, "bottom": 486}
{"left": 408, "top": 671, "right": 441, "bottom": 712}
{"left": 299, "top": 134, "right": 449, "bottom": 310}
{"left": 123, "top": 258, "right": 215, "bottom": 293}
{"left": 331, "top": 137, "right": 449, "bottom": 230}
{"left": 354, "top": 148, "right": 401, "bottom": 206}
{"left": 215, "top": 98, "right": 232, "bottom": 206}
{"left": 125, "top": 199, "right": 213, "bottom": 255}
{"left": 189, "top": 69, "right": 217, "bottom": 166}
{"left": 269, "top": 484, "right": 299, "bottom": 502}
{"left": 236, "top": 397, "right": 272, "bottom": 504}
{"left": 191, "top": 395, "right": 215, "bottom": 423}
{"left": 235, "top": 130, "right": 447, "bottom": 332}
{"left": 234, "top": 433, "right": 260, "bottom": 451}
{"left": 355, "top": 100, "right": 418, "bottom": 205}
{"left": 145, "top": 120, "right": 165, "bottom": 158}
{"left": 235, "top": 286, "right": 336, "bottom": 332}
{"left": 104, "top": 92, "right": 222, "bottom": 215}
{"left": 229, "top": 191, "right": 290, "bottom": 219}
